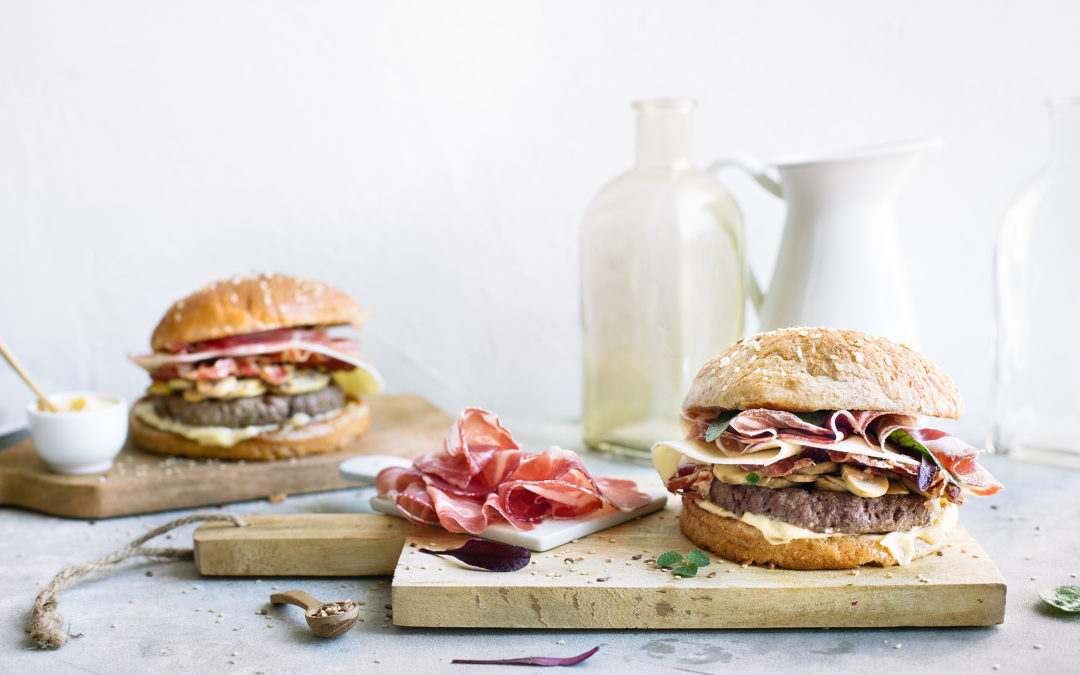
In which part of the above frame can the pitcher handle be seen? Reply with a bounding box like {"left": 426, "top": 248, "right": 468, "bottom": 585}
{"left": 707, "top": 154, "right": 783, "bottom": 313}
{"left": 708, "top": 153, "right": 783, "bottom": 198}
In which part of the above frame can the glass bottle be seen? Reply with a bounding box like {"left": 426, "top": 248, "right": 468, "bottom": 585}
{"left": 581, "top": 99, "right": 745, "bottom": 461}
{"left": 991, "top": 97, "right": 1080, "bottom": 467}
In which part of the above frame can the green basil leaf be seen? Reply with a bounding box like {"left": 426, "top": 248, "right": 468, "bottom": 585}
{"left": 888, "top": 429, "right": 958, "bottom": 483}
{"left": 686, "top": 549, "right": 710, "bottom": 567}
{"left": 1040, "top": 585, "right": 1080, "bottom": 612}
{"left": 746, "top": 472, "right": 760, "bottom": 485}
{"left": 794, "top": 411, "right": 832, "bottom": 427}
{"left": 705, "top": 410, "right": 740, "bottom": 443}
{"left": 655, "top": 551, "right": 684, "bottom": 567}
{"left": 671, "top": 563, "right": 699, "bottom": 578}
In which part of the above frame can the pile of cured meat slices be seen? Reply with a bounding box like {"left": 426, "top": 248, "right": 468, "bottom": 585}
{"left": 675, "top": 409, "right": 1002, "bottom": 502}
{"left": 376, "top": 408, "right": 651, "bottom": 534}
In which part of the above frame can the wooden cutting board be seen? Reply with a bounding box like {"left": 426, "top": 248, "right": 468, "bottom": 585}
{"left": 193, "top": 501, "right": 1006, "bottom": 629}
{"left": 0, "top": 394, "right": 451, "bottom": 519}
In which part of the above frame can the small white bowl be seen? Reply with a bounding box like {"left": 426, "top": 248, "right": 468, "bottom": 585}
{"left": 27, "top": 392, "right": 128, "bottom": 474}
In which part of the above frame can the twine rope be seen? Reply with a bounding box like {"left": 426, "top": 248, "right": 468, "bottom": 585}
{"left": 27, "top": 512, "right": 247, "bottom": 650}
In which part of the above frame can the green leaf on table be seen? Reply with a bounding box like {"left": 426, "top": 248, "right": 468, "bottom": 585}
{"left": 1040, "top": 585, "right": 1080, "bottom": 612}
{"left": 655, "top": 551, "right": 684, "bottom": 568}
{"left": 705, "top": 410, "right": 740, "bottom": 443}
{"left": 686, "top": 549, "right": 710, "bottom": 567}
{"left": 671, "top": 563, "right": 699, "bottom": 578}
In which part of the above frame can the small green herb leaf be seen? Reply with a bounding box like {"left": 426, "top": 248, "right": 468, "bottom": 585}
{"left": 655, "top": 551, "right": 684, "bottom": 568}
{"left": 746, "top": 472, "right": 760, "bottom": 485}
{"left": 671, "top": 563, "right": 699, "bottom": 577}
{"left": 705, "top": 410, "right": 740, "bottom": 443}
{"left": 686, "top": 549, "right": 710, "bottom": 567}
{"left": 795, "top": 411, "right": 833, "bottom": 427}
{"left": 1040, "top": 585, "right": 1080, "bottom": 612}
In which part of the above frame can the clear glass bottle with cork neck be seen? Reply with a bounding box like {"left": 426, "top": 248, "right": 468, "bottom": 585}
{"left": 581, "top": 99, "right": 745, "bottom": 461}
{"left": 992, "top": 97, "right": 1080, "bottom": 467}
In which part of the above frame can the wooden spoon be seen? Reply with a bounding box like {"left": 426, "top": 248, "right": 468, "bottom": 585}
{"left": 0, "top": 338, "right": 58, "bottom": 412}
{"left": 270, "top": 590, "right": 360, "bottom": 638}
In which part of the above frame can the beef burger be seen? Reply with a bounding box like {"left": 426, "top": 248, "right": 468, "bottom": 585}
{"left": 128, "top": 273, "right": 383, "bottom": 461}
{"left": 652, "top": 327, "right": 1002, "bottom": 569}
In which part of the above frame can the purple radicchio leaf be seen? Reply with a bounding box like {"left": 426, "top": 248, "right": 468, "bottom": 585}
{"left": 418, "top": 538, "right": 531, "bottom": 572}
{"left": 916, "top": 454, "right": 939, "bottom": 492}
{"left": 452, "top": 646, "right": 599, "bottom": 666}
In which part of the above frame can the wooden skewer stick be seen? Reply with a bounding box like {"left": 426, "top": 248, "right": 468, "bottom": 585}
{"left": 0, "top": 338, "right": 59, "bottom": 412}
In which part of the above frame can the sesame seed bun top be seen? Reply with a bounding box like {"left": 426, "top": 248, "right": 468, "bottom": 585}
{"left": 682, "top": 327, "right": 964, "bottom": 419}
{"left": 149, "top": 273, "right": 367, "bottom": 351}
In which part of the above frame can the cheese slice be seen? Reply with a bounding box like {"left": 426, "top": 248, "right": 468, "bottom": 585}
{"left": 879, "top": 502, "right": 957, "bottom": 565}
{"left": 652, "top": 438, "right": 803, "bottom": 483}
{"left": 651, "top": 433, "right": 917, "bottom": 484}
{"left": 696, "top": 499, "right": 957, "bottom": 566}
{"left": 330, "top": 367, "right": 383, "bottom": 397}
{"left": 793, "top": 435, "right": 918, "bottom": 465}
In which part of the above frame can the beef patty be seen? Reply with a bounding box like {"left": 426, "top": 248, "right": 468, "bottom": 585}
{"left": 153, "top": 383, "right": 347, "bottom": 428}
{"left": 708, "top": 480, "right": 937, "bottom": 535}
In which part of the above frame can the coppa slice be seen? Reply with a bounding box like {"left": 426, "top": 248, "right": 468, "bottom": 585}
{"left": 376, "top": 408, "right": 651, "bottom": 534}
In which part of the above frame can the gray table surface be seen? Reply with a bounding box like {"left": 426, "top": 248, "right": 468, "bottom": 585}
{"left": 1, "top": 422, "right": 1077, "bottom": 674}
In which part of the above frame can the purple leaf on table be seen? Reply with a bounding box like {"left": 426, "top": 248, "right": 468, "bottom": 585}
{"left": 418, "top": 538, "right": 531, "bottom": 572}
{"left": 452, "top": 646, "right": 600, "bottom": 666}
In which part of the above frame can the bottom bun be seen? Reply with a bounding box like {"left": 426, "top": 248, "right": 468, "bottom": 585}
{"left": 678, "top": 496, "right": 945, "bottom": 570}
{"left": 129, "top": 398, "right": 371, "bottom": 461}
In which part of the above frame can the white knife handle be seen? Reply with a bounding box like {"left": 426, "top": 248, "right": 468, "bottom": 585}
{"left": 338, "top": 455, "right": 412, "bottom": 484}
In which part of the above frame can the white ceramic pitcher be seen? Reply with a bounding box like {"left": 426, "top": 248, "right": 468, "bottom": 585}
{"left": 710, "top": 139, "right": 940, "bottom": 347}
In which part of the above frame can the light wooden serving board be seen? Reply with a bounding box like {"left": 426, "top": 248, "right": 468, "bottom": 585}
{"left": 0, "top": 394, "right": 451, "bottom": 519}
{"left": 193, "top": 500, "right": 1006, "bottom": 629}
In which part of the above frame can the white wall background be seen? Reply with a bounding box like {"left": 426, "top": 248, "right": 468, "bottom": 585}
{"left": 1, "top": 0, "right": 1078, "bottom": 441}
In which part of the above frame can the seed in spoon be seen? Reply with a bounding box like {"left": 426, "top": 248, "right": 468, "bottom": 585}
{"left": 313, "top": 601, "right": 357, "bottom": 617}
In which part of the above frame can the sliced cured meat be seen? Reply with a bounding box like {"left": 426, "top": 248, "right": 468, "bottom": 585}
{"left": 665, "top": 463, "right": 713, "bottom": 496}
{"left": 163, "top": 328, "right": 334, "bottom": 353}
{"left": 677, "top": 408, "right": 1001, "bottom": 500}
{"left": 904, "top": 428, "right": 1003, "bottom": 496}
{"left": 723, "top": 409, "right": 919, "bottom": 448}
{"left": 129, "top": 328, "right": 382, "bottom": 386}
{"left": 376, "top": 409, "right": 650, "bottom": 534}
{"left": 748, "top": 456, "right": 815, "bottom": 478}
{"left": 412, "top": 408, "right": 524, "bottom": 490}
